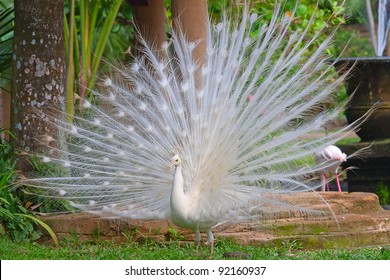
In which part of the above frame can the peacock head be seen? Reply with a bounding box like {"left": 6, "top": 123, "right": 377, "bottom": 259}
{"left": 171, "top": 155, "right": 182, "bottom": 167}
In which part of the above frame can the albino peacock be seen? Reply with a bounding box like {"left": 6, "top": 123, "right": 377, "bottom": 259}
{"left": 20, "top": 6, "right": 367, "bottom": 256}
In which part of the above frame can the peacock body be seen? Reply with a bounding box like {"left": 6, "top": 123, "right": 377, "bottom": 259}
{"left": 21, "top": 5, "right": 365, "bottom": 255}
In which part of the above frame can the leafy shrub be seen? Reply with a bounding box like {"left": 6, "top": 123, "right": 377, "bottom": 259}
{"left": 0, "top": 128, "right": 57, "bottom": 244}
{"left": 376, "top": 181, "right": 390, "bottom": 205}
{"left": 208, "top": 0, "right": 346, "bottom": 50}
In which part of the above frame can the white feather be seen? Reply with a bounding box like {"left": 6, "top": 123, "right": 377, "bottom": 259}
{"left": 377, "top": 0, "right": 390, "bottom": 56}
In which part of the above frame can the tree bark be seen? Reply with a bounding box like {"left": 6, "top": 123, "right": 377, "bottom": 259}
{"left": 171, "top": 0, "right": 208, "bottom": 67}
{"left": 171, "top": 0, "right": 208, "bottom": 88}
{"left": 11, "top": 0, "right": 66, "bottom": 170}
{"left": 131, "top": 0, "right": 167, "bottom": 57}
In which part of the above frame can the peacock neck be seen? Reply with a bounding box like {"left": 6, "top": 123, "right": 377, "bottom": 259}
{"left": 170, "top": 163, "right": 193, "bottom": 228}
{"left": 170, "top": 164, "right": 187, "bottom": 207}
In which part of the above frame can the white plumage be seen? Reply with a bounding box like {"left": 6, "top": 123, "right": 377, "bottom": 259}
{"left": 170, "top": 154, "right": 216, "bottom": 255}
{"left": 20, "top": 6, "right": 366, "bottom": 257}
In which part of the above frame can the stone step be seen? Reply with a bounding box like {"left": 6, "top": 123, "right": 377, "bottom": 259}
{"left": 38, "top": 192, "right": 390, "bottom": 249}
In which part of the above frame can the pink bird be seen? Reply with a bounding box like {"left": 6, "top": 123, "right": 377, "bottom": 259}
{"left": 315, "top": 145, "right": 347, "bottom": 192}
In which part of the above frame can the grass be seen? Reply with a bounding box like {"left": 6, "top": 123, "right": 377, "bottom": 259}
{"left": 1, "top": 235, "right": 389, "bottom": 260}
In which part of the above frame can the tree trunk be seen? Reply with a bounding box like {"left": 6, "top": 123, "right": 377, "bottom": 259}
{"left": 131, "top": 0, "right": 167, "bottom": 58}
{"left": 171, "top": 0, "right": 208, "bottom": 67}
{"left": 11, "top": 0, "right": 66, "bottom": 170}
{"left": 171, "top": 0, "right": 208, "bottom": 87}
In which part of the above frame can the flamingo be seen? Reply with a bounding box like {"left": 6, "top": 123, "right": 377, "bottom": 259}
{"left": 316, "top": 145, "right": 347, "bottom": 192}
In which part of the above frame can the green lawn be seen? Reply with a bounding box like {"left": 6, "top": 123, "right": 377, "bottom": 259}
{"left": 1, "top": 235, "right": 389, "bottom": 260}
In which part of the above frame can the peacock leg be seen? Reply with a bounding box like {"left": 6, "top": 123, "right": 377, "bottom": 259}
{"left": 206, "top": 229, "right": 214, "bottom": 258}
{"left": 195, "top": 229, "right": 201, "bottom": 254}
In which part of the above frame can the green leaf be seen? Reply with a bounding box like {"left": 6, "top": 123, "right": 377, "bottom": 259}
{"left": 88, "top": 0, "right": 122, "bottom": 90}
{"left": 296, "top": 4, "right": 308, "bottom": 16}
{"left": 80, "top": 0, "right": 90, "bottom": 86}
{"left": 0, "top": 208, "right": 14, "bottom": 220}
{"left": 65, "top": 0, "right": 75, "bottom": 121}
{"left": 15, "top": 214, "right": 58, "bottom": 246}
{"left": 0, "top": 197, "right": 10, "bottom": 205}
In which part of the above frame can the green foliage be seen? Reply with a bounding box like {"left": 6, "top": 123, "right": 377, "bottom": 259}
{"left": 343, "top": 0, "right": 369, "bottom": 24}
{"left": 207, "top": 1, "right": 350, "bottom": 106}
{"left": 281, "top": 239, "right": 303, "bottom": 253}
{"left": 330, "top": 0, "right": 375, "bottom": 57}
{"left": 164, "top": 1, "right": 348, "bottom": 59}
{"left": 336, "top": 137, "right": 361, "bottom": 145}
{"left": 103, "top": 1, "right": 134, "bottom": 62}
{"left": 207, "top": 1, "right": 352, "bottom": 104}
{"left": 0, "top": 6, "right": 13, "bottom": 87}
{"left": 0, "top": 129, "right": 15, "bottom": 184}
{"left": 64, "top": 0, "right": 124, "bottom": 119}
{"left": 375, "top": 181, "right": 390, "bottom": 205}
{"left": 0, "top": 128, "right": 58, "bottom": 244}
{"left": 1, "top": 235, "right": 389, "bottom": 260}
{"left": 207, "top": 1, "right": 376, "bottom": 58}
{"left": 166, "top": 227, "right": 185, "bottom": 241}
{"left": 0, "top": 128, "right": 38, "bottom": 242}
{"left": 342, "top": 0, "right": 389, "bottom": 55}
{"left": 209, "top": 0, "right": 346, "bottom": 49}
{"left": 330, "top": 25, "right": 375, "bottom": 57}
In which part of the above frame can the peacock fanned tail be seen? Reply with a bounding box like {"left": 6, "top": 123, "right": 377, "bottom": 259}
{"left": 20, "top": 6, "right": 365, "bottom": 223}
